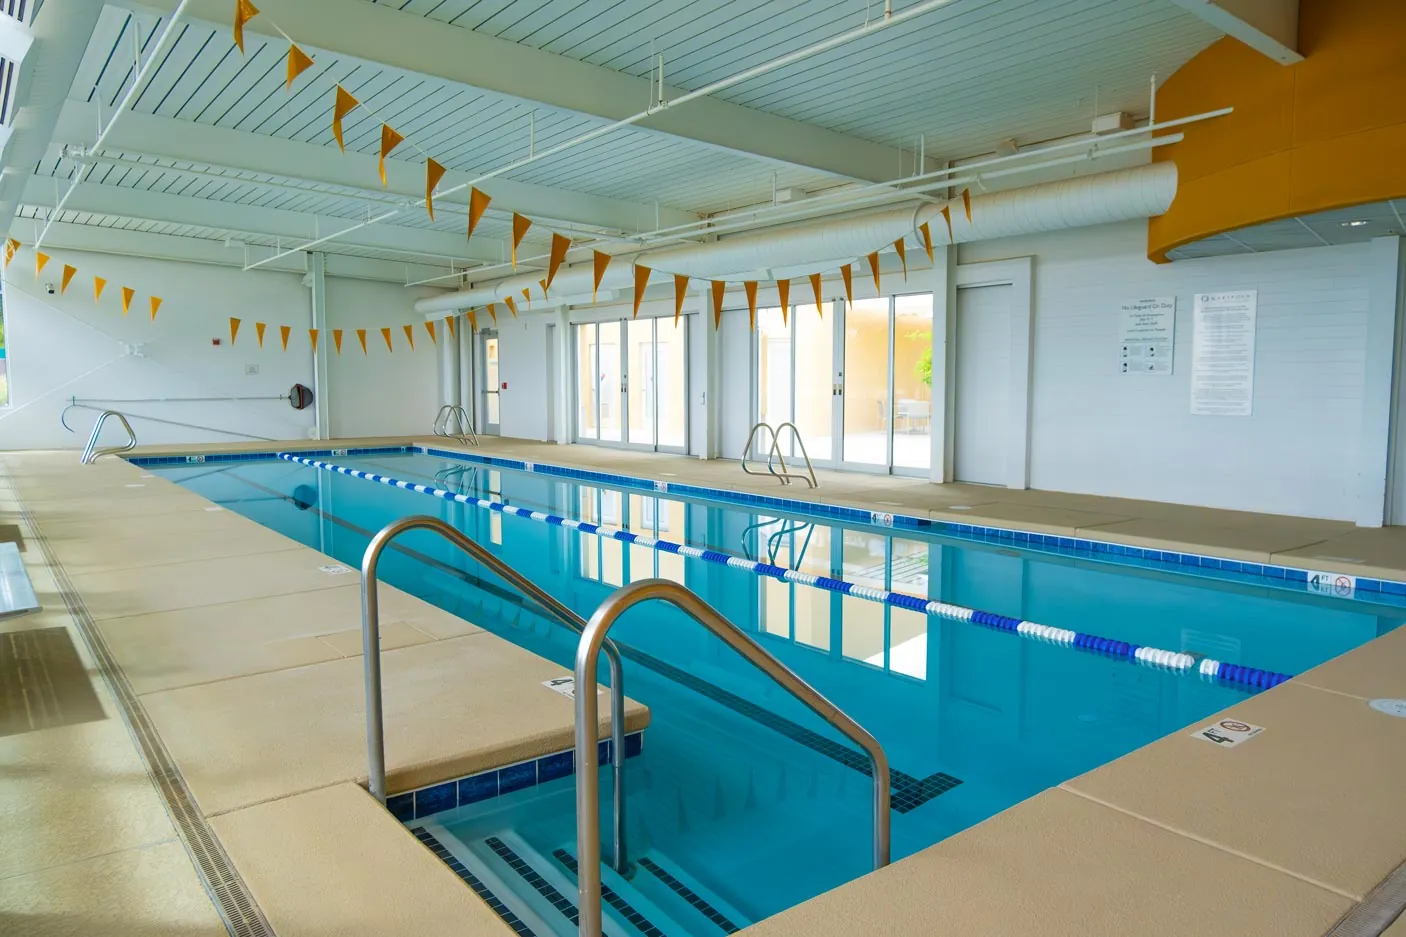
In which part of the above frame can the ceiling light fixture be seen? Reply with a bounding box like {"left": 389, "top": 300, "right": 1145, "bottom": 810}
{"left": 1343, "top": 220, "right": 1370, "bottom": 227}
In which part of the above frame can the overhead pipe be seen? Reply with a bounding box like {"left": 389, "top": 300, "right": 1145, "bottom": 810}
{"left": 415, "top": 161, "right": 1178, "bottom": 315}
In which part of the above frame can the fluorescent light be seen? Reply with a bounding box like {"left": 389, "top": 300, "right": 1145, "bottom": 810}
{"left": 1343, "top": 220, "right": 1370, "bottom": 227}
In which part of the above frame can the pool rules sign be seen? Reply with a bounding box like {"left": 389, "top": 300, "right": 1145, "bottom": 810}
{"left": 1191, "top": 290, "right": 1258, "bottom": 416}
{"left": 1118, "top": 297, "right": 1176, "bottom": 374}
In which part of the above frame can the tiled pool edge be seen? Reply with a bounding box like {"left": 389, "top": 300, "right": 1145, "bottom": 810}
{"left": 389, "top": 731, "right": 645, "bottom": 823}
{"left": 129, "top": 443, "right": 1406, "bottom": 599}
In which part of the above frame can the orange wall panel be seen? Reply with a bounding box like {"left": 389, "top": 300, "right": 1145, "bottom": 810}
{"left": 1149, "top": 0, "right": 1406, "bottom": 261}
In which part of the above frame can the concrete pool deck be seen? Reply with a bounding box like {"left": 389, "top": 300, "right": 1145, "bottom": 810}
{"left": 3, "top": 437, "right": 1405, "bottom": 935}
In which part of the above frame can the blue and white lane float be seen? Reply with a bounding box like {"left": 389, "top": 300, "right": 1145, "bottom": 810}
{"left": 278, "top": 453, "right": 1293, "bottom": 692}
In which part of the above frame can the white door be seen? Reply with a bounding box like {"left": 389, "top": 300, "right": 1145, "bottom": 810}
{"left": 954, "top": 284, "right": 1013, "bottom": 485}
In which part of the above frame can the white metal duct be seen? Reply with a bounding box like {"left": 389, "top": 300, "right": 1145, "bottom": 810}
{"left": 415, "top": 161, "right": 1178, "bottom": 315}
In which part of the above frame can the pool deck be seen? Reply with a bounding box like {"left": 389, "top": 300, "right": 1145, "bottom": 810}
{"left": 4, "top": 435, "right": 1406, "bottom": 935}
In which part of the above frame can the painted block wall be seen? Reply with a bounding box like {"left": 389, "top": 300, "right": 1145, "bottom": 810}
{"left": 962, "top": 221, "right": 1378, "bottom": 520}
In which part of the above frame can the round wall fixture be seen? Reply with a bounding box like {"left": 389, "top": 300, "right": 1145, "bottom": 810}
{"left": 289, "top": 383, "right": 315, "bottom": 410}
{"left": 1369, "top": 699, "right": 1406, "bottom": 718}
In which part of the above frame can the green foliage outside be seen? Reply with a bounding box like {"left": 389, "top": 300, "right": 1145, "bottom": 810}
{"left": 907, "top": 329, "right": 932, "bottom": 386}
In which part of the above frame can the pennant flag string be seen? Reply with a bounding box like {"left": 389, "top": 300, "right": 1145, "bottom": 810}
{"left": 280, "top": 324, "right": 292, "bottom": 351}
{"left": 230, "top": 317, "right": 242, "bottom": 344}
{"left": 522, "top": 286, "right": 532, "bottom": 312}
{"left": 487, "top": 303, "right": 498, "bottom": 325}
{"left": 866, "top": 251, "right": 881, "bottom": 294}
{"left": 711, "top": 280, "right": 725, "bottom": 330}
{"left": 894, "top": 238, "right": 907, "bottom": 281}
{"left": 962, "top": 187, "right": 972, "bottom": 223}
{"left": 777, "top": 278, "right": 790, "bottom": 326}
{"left": 466, "top": 308, "right": 478, "bottom": 332}
{"left": 286, "top": 44, "right": 315, "bottom": 91}
{"left": 149, "top": 296, "right": 163, "bottom": 321}
{"left": 381, "top": 327, "right": 393, "bottom": 352}
{"left": 546, "top": 233, "right": 570, "bottom": 292}
{"left": 60, "top": 264, "right": 77, "bottom": 295}
{"left": 35, "top": 251, "right": 49, "bottom": 277}
{"left": 504, "top": 295, "right": 518, "bottom": 318}
{"left": 356, "top": 329, "right": 368, "bottom": 354}
{"left": 919, "top": 222, "right": 934, "bottom": 262}
{"left": 673, "top": 273, "right": 689, "bottom": 326}
{"left": 94, "top": 276, "right": 107, "bottom": 303}
{"left": 841, "top": 263, "right": 854, "bottom": 306}
{"left": 592, "top": 250, "right": 611, "bottom": 304}
{"left": 445, "top": 315, "right": 457, "bottom": 340}
{"left": 3, "top": 238, "right": 18, "bottom": 269}
{"left": 940, "top": 205, "right": 954, "bottom": 243}
{"left": 744, "top": 281, "right": 759, "bottom": 331}
{"left": 379, "top": 124, "right": 405, "bottom": 187}
{"left": 511, "top": 213, "right": 532, "bottom": 268}
{"left": 233, "top": 0, "right": 259, "bottom": 54}
{"left": 310, "top": 328, "right": 321, "bottom": 352}
{"left": 332, "top": 85, "right": 359, "bottom": 152}
{"left": 632, "top": 264, "right": 651, "bottom": 319}
{"left": 121, "top": 286, "right": 135, "bottom": 316}
{"left": 402, "top": 324, "right": 415, "bottom": 350}
{"left": 809, "top": 272, "right": 824, "bottom": 316}
{"left": 425, "top": 158, "right": 446, "bottom": 221}
{"left": 333, "top": 329, "right": 345, "bottom": 355}
{"left": 425, "top": 320, "right": 437, "bottom": 344}
{"left": 468, "top": 188, "right": 491, "bottom": 240}
{"left": 255, "top": 321, "right": 267, "bottom": 348}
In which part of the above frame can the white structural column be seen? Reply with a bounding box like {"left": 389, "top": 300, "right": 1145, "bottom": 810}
{"left": 928, "top": 246, "right": 959, "bottom": 482}
{"left": 1365, "top": 236, "right": 1404, "bottom": 525}
{"left": 307, "top": 252, "right": 330, "bottom": 439}
{"left": 439, "top": 321, "right": 461, "bottom": 412}
{"left": 1167, "top": 0, "right": 1302, "bottom": 64}
{"left": 458, "top": 319, "right": 475, "bottom": 432}
{"left": 699, "top": 285, "right": 723, "bottom": 459}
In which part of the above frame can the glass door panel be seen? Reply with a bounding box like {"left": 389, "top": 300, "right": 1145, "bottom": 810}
{"left": 756, "top": 308, "right": 790, "bottom": 455}
{"left": 481, "top": 332, "right": 501, "bottom": 434}
{"left": 598, "top": 321, "right": 622, "bottom": 442}
{"left": 892, "top": 294, "right": 934, "bottom": 471}
{"left": 656, "top": 318, "right": 687, "bottom": 450}
{"left": 626, "top": 318, "right": 655, "bottom": 446}
{"left": 793, "top": 304, "right": 833, "bottom": 461}
{"left": 841, "top": 299, "right": 890, "bottom": 466}
{"left": 575, "top": 323, "right": 598, "bottom": 440}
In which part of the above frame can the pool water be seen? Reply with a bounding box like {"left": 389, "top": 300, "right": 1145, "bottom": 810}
{"left": 153, "top": 451, "right": 1403, "bottom": 936}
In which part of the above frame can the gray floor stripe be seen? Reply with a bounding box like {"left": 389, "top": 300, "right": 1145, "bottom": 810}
{"left": 21, "top": 504, "right": 277, "bottom": 937}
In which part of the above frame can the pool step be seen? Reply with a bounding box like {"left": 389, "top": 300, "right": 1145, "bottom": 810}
{"left": 422, "top": 824, "right": 729, "bottom": 937}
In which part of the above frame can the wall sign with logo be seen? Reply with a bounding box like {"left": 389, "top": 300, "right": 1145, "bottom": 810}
{"left": 1191, "top": 290, "right": 1257, "bottom": 416}
{"left": 1118, "top": 297, "right": 1175, "bottom": 374}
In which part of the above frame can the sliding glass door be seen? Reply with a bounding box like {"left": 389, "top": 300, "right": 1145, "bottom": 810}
{"left": 754, "top": 293, "right": 933, "bottom": 476}
{"left": 573, "top": 317, "right": 688, "bottom": 453}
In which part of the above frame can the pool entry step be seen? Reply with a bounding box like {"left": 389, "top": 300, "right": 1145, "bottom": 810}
{"left": 413, "top": 826, "right": 750, "bottom": 937}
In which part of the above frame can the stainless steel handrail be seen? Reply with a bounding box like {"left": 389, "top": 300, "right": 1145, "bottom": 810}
{"left": 79, "top": 410, "right": 138, "bottom": 464}
{"left": 572, "top": 579, "right": 890, "bottom": 937}
{"left": 360, "top": 515, "right": 630, "bottom": 871}
{"left": 433, "top": 404, "right": 479, "bottom": 447}
{"left": 740, "top": 421, "right": 818, "bottom": 488}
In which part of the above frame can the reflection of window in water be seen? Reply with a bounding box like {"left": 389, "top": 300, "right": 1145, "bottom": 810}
{"left": 0, "top": 282, "right": 8, "bottom": 407}
{"left": 488, "top": 471, "right": 502, "bottom": 544}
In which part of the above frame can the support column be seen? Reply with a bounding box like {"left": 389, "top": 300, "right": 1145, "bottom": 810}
{"left": 929, "top": 245, "right": 958, "bottom": 482}
{"left": 458, "top": 316, "right": 475, "bottom": 431}
{"left": 438, "top": 316, "right": 460, "bottom": 410}
{"left": 307, "top": 251, "right": 330, "bottom": 439}
{"left": 1365, "top": 235, "right": 1403, "bottom": 525}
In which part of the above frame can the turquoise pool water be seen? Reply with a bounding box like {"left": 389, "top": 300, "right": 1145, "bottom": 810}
{"left": 152, "top": 450, "right": 1402, "bottom": 935}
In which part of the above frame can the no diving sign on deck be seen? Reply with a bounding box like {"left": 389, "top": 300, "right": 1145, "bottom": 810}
{"left": 1192, "top": 718, "right": 1265, "bottom": 748}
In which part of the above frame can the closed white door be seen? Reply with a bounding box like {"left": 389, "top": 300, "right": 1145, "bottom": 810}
{"left": 954, "top": 284, "right": 1013, "bottom": 485}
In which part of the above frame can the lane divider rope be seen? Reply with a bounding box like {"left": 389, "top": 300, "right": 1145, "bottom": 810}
{"left": 278, "top": 453, "right": 1293, "bottom": 691}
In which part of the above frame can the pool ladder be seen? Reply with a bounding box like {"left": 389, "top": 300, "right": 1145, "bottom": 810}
{"left": 741, "top": 421, "right": 818, "bottom": 488}
{"left": 358, "top": 517, "right": 631, "bottom": 873}
{"left": 433, "top": 404, "right": 479, "bottom": 447}
{"left": 79, "top": 410, "right": 138, "bottom": 464}
{"left": 571, "top": 579, "right": 890, "bottom": 937}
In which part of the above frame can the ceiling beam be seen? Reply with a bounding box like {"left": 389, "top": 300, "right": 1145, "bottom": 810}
{"left": 18, "top": 175, "right": 495, "bottom": 265}
{"left": 52, "top": 100, "right": 692, "bottom": 234}
{"left": 128, "top": 0, "right": 917, "bottom": 183}
{"left": 24, "top": 219, "right": 447, "bottom": 283}
{"left": 1168, "top": 0, "right": 1302, "bottom": 63}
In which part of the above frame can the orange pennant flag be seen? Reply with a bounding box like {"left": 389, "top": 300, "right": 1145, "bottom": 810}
{"left": 467, "top": 188, "right": 491, "bottom": 240}
{"left": 962, "top": 187, "right": 972, "bottom": 223}
{"left": 425, "top": 158, "right": 446, "bottom": 221}
{"left": 466, "top": 308, "right": 479, "bottom": 332}
{"left": 521, "top": 287, "right": 532, "bottom": 312}
{"left": 3, "top": 238, "right": 18, "bottom": 269}
{"left": 866, "top": 251, "right": 881, "bottom": 294}
{"left": 425, "top": 321, "right": 437, "bottom": 344}
{"left": 402, "top": 324, "right": 415, "bottom": 350}
{"left": 538, "top": 278, "right": 548, "bottom": 299}
{"left": 380, "top": 327, "right": 393, "bottom": 352}
{"left": 841, "top": 264, "right": 854, "bottom": 306}
{"left": 94, "top": 276, "right": 108, "bottom": 302}
{"left": 61, "top": 264, "right": 77, "bottom": 295}
{"left": 940, "top": 205, "right": 954, "bottom": 243}
{"left": 149, "top": 296, "right": 163, "bottom": 321}
{"left": 309, "top": 328, "right": 320, "bottom": 352}
{"left": 546, "top": 233, "right": 570, "bottom": 292}
{"left": 510, "top": 213, "right": 531, "bottom": 269}
{"left": 255, "top": 321, "right": 267, "bottom": 347}
{"left": 894, "top": 239, "right": 907, "bottom": 281}
{"left": 121, "top": 286, "right": 135, "bottom": 316}
{"left": 673, "top": 273, "right": 689, "bottom": 326}
{"left": 632, "top": 264, "right": 651, "bottom": 318}
{"left": 35, "top": 251, "right": 49, "bottom": 277}
{"left": 744, "top": 281, "right": 759, "bottom": 330}
{"left": 919, "top": 222, "right": 934, "bottom": 262}
{"left": 356, "top": 329, "right": 368, "bottom": 354}
{"left": 379, "top": 125, "right": 404, "bottom": 187}
{"left": 286, "top": 44, "right": 315, "bottom": 91}
{"left": 777, "top": 278, "right": 790, "bottom": 326}
{"left": 711, "top": 280, "right": 726, "bottom": 329}
{"left": 333, "top": 329, "right": 345, "bottom": 355}
{"left": 230, "top": 317, "right": 242, "bottom": 344}
{"left": 504, "top": 296, "right": 518, "bottom": 318}
{"left": 809, "top": 272, "right": 823, "bottom": 315}
{"left": 332, "top": 85, "right": 359, "bottom": 152}
{"left": 592, "top": 250, "right": 611, "bottom": 303}
{"left": 280, "top": 324, "right": 291, "bottom": 351}
{"left": 234, "top": 0, "right": 259, "bottom": 54}
{"left": 445, "top": 315, "right": 456, "bottom": 339}
{"left": 487, "top": 303, "right": 498, "bottom": 325}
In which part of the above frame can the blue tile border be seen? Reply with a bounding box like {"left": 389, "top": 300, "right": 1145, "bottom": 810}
{"left": 127, "top": 445, "right": 411, "bottom": 467}
{"left": 392, "top": 731, "right": 645, "bottom": 823}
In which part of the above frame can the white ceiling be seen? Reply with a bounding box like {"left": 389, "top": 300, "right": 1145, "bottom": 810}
{"left": 1165, "top": 201, "right": 1406, "bottom": 261}
{"left": 14, "top": 0, "right": 1230, "bottom": 278}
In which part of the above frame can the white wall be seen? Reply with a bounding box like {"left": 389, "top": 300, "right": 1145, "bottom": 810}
{"left": 324, "top": 276, "right": 443, "bottom": 438}
{"left": 0, "top": 246, "right": 445, "bottom": 449}
{"left": 0, "top": 247, "right": 316, "bottom": 449}
{"left": 961, "top": 221, "right": 1387, "bottom": 521}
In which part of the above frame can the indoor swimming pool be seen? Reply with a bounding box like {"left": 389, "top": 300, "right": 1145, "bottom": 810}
{"left": 148, "top": 448, "right": 1405, "bottom": 937}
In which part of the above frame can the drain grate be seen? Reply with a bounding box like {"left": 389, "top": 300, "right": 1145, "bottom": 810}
{"left": 21, "top": 505, "right": 275, "bottom": 937}
{"left": 1324, "top": 859, "right": 1406, "bottom": 937}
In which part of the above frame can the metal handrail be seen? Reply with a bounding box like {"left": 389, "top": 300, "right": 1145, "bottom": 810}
{"left": 572, "top": 579, "right": 890, "bottom": 937}
{"left": 360, "top": 516, "right": 630, "bottom": 871}
{"left": 433, "top": 404, "right": 479, "bottom": 447}
{"left": 740, "top": 421, "right": 818, "bottom": 488}
{"left": 79, "top": 410, "right": 138, "bottom": 463}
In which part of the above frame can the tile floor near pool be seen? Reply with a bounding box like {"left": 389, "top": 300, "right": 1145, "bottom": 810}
{"left": 2, "top": 436, "right": 1405, "bottom": 936}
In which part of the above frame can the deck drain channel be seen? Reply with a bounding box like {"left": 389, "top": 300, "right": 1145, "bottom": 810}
{"left": 1324, "top": 859, "right": 1406, "bottom": 937}
{"left": 20, "top": 504, "right": 275, "bottom": 937}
